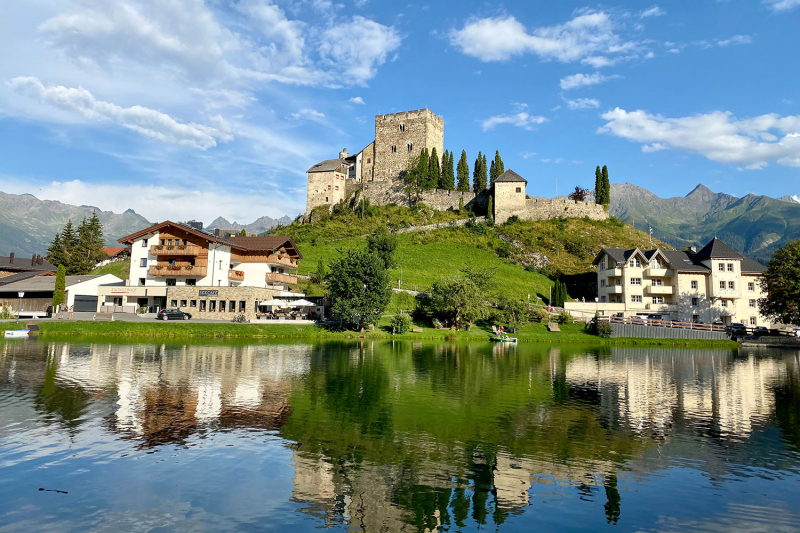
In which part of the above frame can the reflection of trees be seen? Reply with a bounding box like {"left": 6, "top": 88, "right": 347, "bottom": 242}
{"left": 772, "top": 355, "right": 800, "bottom": 451}
{"left": 35, "top": 349, "right": 91, "bottom": 433}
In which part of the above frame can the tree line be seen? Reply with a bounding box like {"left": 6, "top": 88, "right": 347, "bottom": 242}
{"left": 405, "top": 149, "right": 505, "bottom": 194}
{"left": 46, "top": 213, "right": 108, "bottom": 275}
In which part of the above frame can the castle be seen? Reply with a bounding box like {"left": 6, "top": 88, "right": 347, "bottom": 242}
{"left": 305, "top": 108, "right": 607, "bottom": 224}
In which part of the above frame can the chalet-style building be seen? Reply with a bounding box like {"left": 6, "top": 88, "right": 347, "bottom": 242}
{"left": 97, "top": 221, "right": 302, "bottom": 319}
{"left": 565, "top": 238, "right": 769, "bottom": 327}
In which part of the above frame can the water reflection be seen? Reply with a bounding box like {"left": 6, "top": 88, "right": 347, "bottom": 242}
{"left": 0, "top": 340, "right": 799, "bottom": 532}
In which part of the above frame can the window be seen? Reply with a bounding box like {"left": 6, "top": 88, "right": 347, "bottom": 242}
{"left": 750, "top": 316, "right": 757, "bottom": 325}
{"left": 748, "top": 282, "right": 755, "bottom": 292}
{"left": 219, "top": 260, "right": 223, "bottom": 270}
{"left": 239, "top": 300, "right": 246, "bottom": 312}
{"left": 652, "top": 279, "right": 663, "bottom": 286}
{"left": 183, "top": 239, "right": 188, "bottom": 246}
{"left": 325, "top": 197, "right": 329, "bottom": 202}
{"left": 600, "top": 279, "right": 606, "bottom": 288}
{"left": 601, "top": 260, "right": 606, "bottom": 270}
{"left": 391, "top": 145, "right": 397, "bottom": 153}
{"left": 160, "top": 239, "right": 165, "bottom": 246}
{"left": 170, "top": 300, "right": 177, "bottom": 307}
{"left": 692, "top": 297, "right": 699, "bottom": 307}
{"left": 190, "top": 300, "right": 197, "bottom": 308}
{"left": 367, "top": 158, "right": 371, "bottom": 164}
{"left": 631, "top": 295, "right": 642, "bottom": 303}
{"left": 180, "top": 300, "right": 187, "bottom": 307}
{"left": 113, "top": 297, "right": 123, "bottom": 306}
{"left": 142, "top": 238, "right": 148, "bottom": 247}
{"left": 630, "top": 278, "right": 642, "bottom": 285}
{"left": 653, "top": 296, "right": 664, "bottom": 304}
{"left": 166, "top": 278, "right": 176, "bottom": 286}
{"left": 691, "top": 280, "right": 698, "bottom": 290}
{"left": 140, "top": 258, "right": 147, "bottom": 267}
{"left": 399, "top": 124, "right": 405, "bottom": 132}
{"left": 200, "top": 300, "right": 207, "bottom": 311}
{"left": 186, "top": 279, "right": 196, "bottom": 286}
{"left": 720, "top": 281, "right": 726, "bottom": 289}
{"left": 721, "top": 300, "right": 727, "bottom": 308}
{"left": 719, "top": 264, "right": 725, "bottom": 272}
{"left": 219, "top": 300, "right": 226, "bottom": 312}
{"left": 209, "top": 300, "right": 216, "bottom": 312}
{"left": 229, "top": 301, "right": 236, "bottom": 312}
{"left": 335, "top": 186, "right": 339, "bottom": 191}
{"left": 168, "top": 239, "right": 173, "bottom": 246}
{"left": 138, "top": 278, "right": 146, "bottom": 287}
{"left": 516, "top": 187, "right": 522, "bottom": 193}
{"left": 327, "top": 185, "right": 331, "bottom": 190}
{"left": 631, "top": 258, "right": 641, "bottom": 268}
{"left": 728, "top": 281, "right": 735, "bottom": 290}
{"left": 407, "top": 143, "right": 413, "bottom": 152}
{"left": 749, "top": 299, "right": 756, "bottom": 308}
{"left": 600, "top": 296, "right": 607, "bottom": 302}
{"left": 727, "top": 263, "right": 734, "bottom": 272}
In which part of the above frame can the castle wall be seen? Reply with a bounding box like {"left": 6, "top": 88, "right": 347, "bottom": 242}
{"left": 358, "top": 180, "right": 489, "bottom": 212}
{"left": 496, "top": 198, "right": 608, "bottom": 224}
{"left": 373, "top": 109, "right": 444, "bottom": 181}
{"left": 360, "top": 141, "right": 375, "bottom": 182}
{"left": 305, "top": 170, "right": 348, "bottom": 215}
{"left": 493, "top": 182, "right": 526, "bottom": 222}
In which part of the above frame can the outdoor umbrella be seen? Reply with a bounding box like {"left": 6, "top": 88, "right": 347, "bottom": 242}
{"left": 260, "top": 299, "right": 286, "bottom": 307}
{"left": 289, "top": 299, "right": 315, "bottom": 307}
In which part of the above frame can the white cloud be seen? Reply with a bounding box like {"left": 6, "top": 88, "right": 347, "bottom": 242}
{"left": 289, "top": 108, "right": 325, "bottom": 121}
{"left": 349, "top": 96, "right": 365, "bottom": 104}
{"left": 563, "top": 97, "right": 600, "bottom": 110}
{"left": 318, "top": 16, "right": 402, "bottom": 85}
{"left": 541, "top": 158, "right": 552, "bottom": 163}
{"left": 598, "top": 107, "right": 800, "bottom": 169}
{"left": 8, "top": 76, "right": 232, "bottom": 149}
{"left": 559, "top": 72, "right": 619, "bottom": 90}
{"left": 520, "top": 151, "right": 537, "bottom": 159}
{"left": 765, "top": 0, "right": 800, "bottom": 11}
{"left": 716, "top": 34, "right": 752, "bottom": 47}
{"left": 668, "top": 48, "right": 681, "bottom": 54}
{"left": 482, "top": 110, "right": 548, "bottom": 131}
{"left": 450, "top": 10, "right": 645, "bottom": 64}
{"left": 639, "top": 6, "right": 666, "bottom": 18}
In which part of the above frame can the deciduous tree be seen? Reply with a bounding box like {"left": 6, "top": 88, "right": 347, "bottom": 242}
{"left": 366, "top": 226, "right": 398, "bottom": 270}
{"left": 759, "top": 239, "right": 800, "bottom": 326}
{"left": 325, "top": 249, "right": 392, "bottom": 330}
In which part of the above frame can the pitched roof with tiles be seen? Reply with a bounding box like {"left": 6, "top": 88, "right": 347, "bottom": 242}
{"left": 693, "top": 238, "right": 744, "bottom": 260}
{"left": 102, "top": 247, "right": 128, "bottom": 258}
{"left": 306, "top": 159, "right": 347, "bottom": 173}
{"left": 0, "top": 255, "right": 56, "bottom": 272}
{"left": 661, "top": 250, "right": 711, "bottom": 272}
{"left": 494, "top": 169, "right": 527, "bottom": 183}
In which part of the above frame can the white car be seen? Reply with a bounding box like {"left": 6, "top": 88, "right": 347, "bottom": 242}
{"left": 792, "top": 328, "right": 800, "bottom": 337}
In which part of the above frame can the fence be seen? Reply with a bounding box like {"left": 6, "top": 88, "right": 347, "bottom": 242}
{"left": 608, "top": 316, "right": 728, "bottom": 332}
{"left": 610, "top": 322, "right": 729, "bottom": 341}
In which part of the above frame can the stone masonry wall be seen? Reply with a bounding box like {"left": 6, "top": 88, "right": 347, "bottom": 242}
{"left": 356, "top": 179, "right": 489, "bottom": 213}
{"left": 498, "top": 198, "right": 608, "bottom": 224}
{"left": 167, "top": 286, "right": 279, "bottom": 321}
{"left": 306, "top": 170, "right": 348, "bottom": 215}
{"left": 373, "top": 109, "right": 444, "bottom": 181}
{"left": 360, "top": 141, "right": 375, "bottom": 182}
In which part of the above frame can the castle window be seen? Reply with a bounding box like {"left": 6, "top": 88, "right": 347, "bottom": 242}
{"left": 407, "top": 143, "right": 413, "bottom": 152}
{"left": 399, "top": 124, "right": 405, "bottom": 132}
{"left": 335, "top": 186, "right": 339, "bottom": 191}
{"left": 516, "top": 187, "right": 521, "bottom": 193}
{"left": 367, "top": 158, "right": 371, "bottom": 164}
{"left": 328, "top": 185, "right": 331, "bottom": 190}
{"left": 325, "top": 197, "right": 329, "bottom": 202}
{"left": 391, "top": 145, "right": 397, "bottom": 153}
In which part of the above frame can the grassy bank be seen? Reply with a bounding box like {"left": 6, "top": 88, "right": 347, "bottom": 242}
{"left": 0, "top": 320, "right": 738, "bottom": 348}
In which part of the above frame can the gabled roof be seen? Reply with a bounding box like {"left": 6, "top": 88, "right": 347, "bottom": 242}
{"left": 0, "top": 275, "right": 109, "bottom": 293}
{"left": 592, "top": 248, "right": 648, "bottom": 266}
{"left": 118, "top": 221, "right": 217, "bottom": 245}
{"left": 694, "top": 238, "right": 743, "bottom": 260}
{"left": 741, "top": 257, "right": 767, "bottom": 274}
{"left": 0, "top": 270, "right": 55, "bottom": 286}
{"left": 0, "top": 255, "right": 56, "bottom": 272}
{"left": 307, "top": 159, "right": 347, "bottom": 173}
{"left": 661, "top": 250, "right": 710, "bottom": 273}
{"left": 227, "top": 236, "right": 302, "bottom": 258}
{"left": 494, "top": 169, "right": 527, "bottom": 183}
{"left": 102, "top": 247, "right": 128, "bottom": 258}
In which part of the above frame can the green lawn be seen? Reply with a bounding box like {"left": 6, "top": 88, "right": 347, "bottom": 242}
{"left": 91, "top": 259, "right": 130, "bottom": 280}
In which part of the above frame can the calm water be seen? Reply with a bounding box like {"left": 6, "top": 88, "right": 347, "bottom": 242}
{"left": 1, "top": 339, "right": 799, "bottom": 532}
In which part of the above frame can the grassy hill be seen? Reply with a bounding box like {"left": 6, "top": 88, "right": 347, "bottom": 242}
{"left": 275, "top": 205, "right": 670, "bottom": 303}
{"left": 92, "top": 259, "right": 130, "bottom": 280}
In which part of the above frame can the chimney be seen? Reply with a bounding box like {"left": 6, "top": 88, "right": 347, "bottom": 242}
{"left": 9, "top": 252, "right": 14, "bottom": 264}
{"left": 32, "top": 255, "right": 37, "bottom": 266}
{"left": 37, "top": 256, "right": 43, "bottom": 265}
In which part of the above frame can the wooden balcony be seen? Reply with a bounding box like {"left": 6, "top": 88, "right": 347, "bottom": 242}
{"left": 228, "top": 269, "right": 244, "bottom": 282}
{"left": 150, "top": 244, "right": 202, "bottom": 256}
{"left": 265, "top": 273, "right": 297, "bottom": 285}
{"left": 265, "top": 254, "right": 298, "bottom": 269}
{"left": 149, "top": 265, "right": 207, "bottom": 277}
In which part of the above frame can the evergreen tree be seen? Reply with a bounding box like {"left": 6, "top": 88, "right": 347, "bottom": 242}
{"left": 594, "top": 166, "right": 603, "bottom": 204}
{"left": 481, "top": 154, "right": 488, "bottom": 190}
{"left": 445, "top": 150, "right": 455, "bottom": 190}
{"left": 428, "top": 147, "right": 441, "bottom": 190}
{"left": 417, "top": 148, "right": 430, "bottom": 188}
{"left": 472, "top": 152, "right": 484, "bottom": 193}
{"left": 490, "top": 160, "right": 496, "bottom": 187}
{"left": 52, "top": 265, "right": 66, "bottom": 309}
{"left": 59, "top": 219, "right": 79, "bottom": 272}
{"left": 457, "top": 150, "right": 470, "bottom": 192}
{"left": 487, "top": 195, "right": 494, "bottom": 221}
{"left": 494, "top": 150, "right": 504, "bottom": 178}
{"left": 601, "top": 165, "right": 610, "bottom": 206}
{"left": 46, "top": 232, "right": 64, "bottom": 267}
{"left": 240, "top": 229, "right": 247, "bottom": 236}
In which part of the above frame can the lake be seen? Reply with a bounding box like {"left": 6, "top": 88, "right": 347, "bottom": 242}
{"left": 1, "top": 339, "right": 799, "bottom": 532}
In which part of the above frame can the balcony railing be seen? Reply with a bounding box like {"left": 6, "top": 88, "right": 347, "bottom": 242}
{"left": 228, "top": 270, "right": 244, "bottom": 282}
{"left": 149, "top": 265, "right": 207, "bottom": 277}
{"left": 150, "top": 244, "right": 201, "bottom": 256}
{"left": 265, "top": 273, "right": 298, "bottom": 285}
{"left": 265, "top": 254, "right": 298, "bottom": 269}
{"left": 606, "top": 285, "right": 623, "bottom": 294}
{"left": 647, "top": 285, "right": 674, "bottom": 295}
{"left": 606, "top": 268, "right": 623, "bottom": 277}
{"left": 648, "top": 268, "right": 674, "bottom": 277}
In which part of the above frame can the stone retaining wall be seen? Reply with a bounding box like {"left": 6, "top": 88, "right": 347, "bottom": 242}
{"left": 498, "top": 198, "right": 608, "bottom": 224}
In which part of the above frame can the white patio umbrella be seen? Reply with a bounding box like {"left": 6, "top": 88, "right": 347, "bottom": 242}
{"left": 260, "top": 299, "right": 286, "bottom": 307}
{"left": 289, "top": 299, "right": 315, "bottom": 307}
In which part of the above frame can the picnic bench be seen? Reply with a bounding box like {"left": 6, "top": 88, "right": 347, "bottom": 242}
{"left": 93, "top": 312, "right": 115, "bottom": 321}
{"left": 547, "top": 322, "right": 560, "bottom": 332}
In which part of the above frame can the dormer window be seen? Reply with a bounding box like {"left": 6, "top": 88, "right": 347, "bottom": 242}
{"left": 631, "top": 258, "right": 641, "bottom": 268}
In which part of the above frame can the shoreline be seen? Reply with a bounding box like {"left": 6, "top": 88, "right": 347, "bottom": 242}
{"left": 1, "top": 320, "right": 739, "bottom": 348}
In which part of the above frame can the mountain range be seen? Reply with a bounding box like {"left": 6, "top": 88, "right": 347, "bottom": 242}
{"left": 608, "top": 183, "right": 800, "bottom": 264}
{"left": 206, "top": 215, "right": 293, "bottom": 235}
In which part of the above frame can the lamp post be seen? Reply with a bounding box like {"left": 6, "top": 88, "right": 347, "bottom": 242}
{"left": 16, "top": 291, "right": 24, "bottom": 324}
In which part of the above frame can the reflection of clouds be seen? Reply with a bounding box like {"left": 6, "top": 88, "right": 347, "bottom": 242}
{"left": 565, "top": 351, "right": 784, "bottom": 440}
{"left": 653, "top": 502, "right": 800, "bottom": 532}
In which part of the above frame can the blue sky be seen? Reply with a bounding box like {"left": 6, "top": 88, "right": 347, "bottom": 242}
{"left": 1, "top": 0, "right": 799, "bottom": 224}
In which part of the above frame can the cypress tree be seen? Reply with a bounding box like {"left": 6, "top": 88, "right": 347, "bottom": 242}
{"left": 416, "top": 148, "right": 430, "bottom": 189}
{"left": 601, "top": 165, "right": 610, "bottom": 206}
{"left": 457, "top": 150, "right": 470, "bottom": 192}
{"left": 487, "top": 195, "right": 494, "bottom": 221}
{"left": 441, "top": 150, "right": 455, "bottom": 190}
{"left": 52, "top": 265, "right": 66, "bottom": 309}
{"left": 481, "top": 154, "right": 488, "bottom": 191}
{"left": 473, "top": 151, "right": 484, "bottom": 193}
{"left": 594, "top": 166, "right": 603, "bottom": 204}
{"left": 495, "top": 150, "right": 504, "bottom": 177}
{"left": 428, "top": 148, "right": 441, "bottom": 190}
{"left": 490, "top": 160, "right": 496, "bottom": 186}
{"left": 240, "top": 229, "right": 247, "bottom": 236}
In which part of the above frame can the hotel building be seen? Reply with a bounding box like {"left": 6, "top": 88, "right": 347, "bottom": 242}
{"left": 97, "top": 221, "right": 302, "bottom": 320}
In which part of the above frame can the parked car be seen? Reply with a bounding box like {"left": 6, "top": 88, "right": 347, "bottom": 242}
{"left": 753, "top": 326, "right": 770, "bottom": 336}
{"left": 791, "top": 327, "right": 800, "bottom": 338}
{"left": 157, "top": 309, "right": 192, "bottom": 321}
{"left": 728, "top": 323, "right": 748, "bottom": 335}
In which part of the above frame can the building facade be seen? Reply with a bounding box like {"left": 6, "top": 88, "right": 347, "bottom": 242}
{"left": 566, "top": 238, "right": 768, "bottom": 327}
{"left": 97, "top": 221, "right": 302, "bottom": 320}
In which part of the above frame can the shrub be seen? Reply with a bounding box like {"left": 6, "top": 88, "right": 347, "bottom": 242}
{"left": 496, "top": 241, "right": 513, "bottom": 259}
{"left": 391, "top": 312, "right": 412, "bottom": 334}
{"left": 530, "top": 308, "right": 548, "bottom": 322}
{"left": 505, "top": 215, "right": 520, "bottom": 225}
{"left": 594, "top": 320, "right": 613, "bottom": 338}
{"left": 556, "top": 311, "right": 573, "bottom": 324}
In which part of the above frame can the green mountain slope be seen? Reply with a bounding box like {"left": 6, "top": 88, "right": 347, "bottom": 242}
{"left": 0, "top": 192, "right": 151, "bottom": 256}
{"left": 609, "top": 184, "right": 800, "bottom": 263}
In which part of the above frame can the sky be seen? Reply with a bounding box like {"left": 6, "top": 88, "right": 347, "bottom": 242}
{"left": 1, "top": 0, "right": 799, "bottom": 224}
